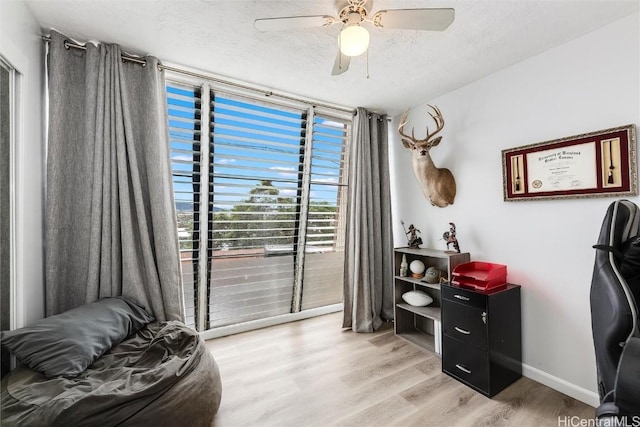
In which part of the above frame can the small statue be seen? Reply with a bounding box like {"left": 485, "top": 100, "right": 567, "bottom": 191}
{"left": 401, "top": 219, "right": 423, "bottom": 248}
{"left": 443, "top": 222, "right": 460, "bottom": 253}
{"left": 407, "top": 224, "right": 423, "bottom": 248}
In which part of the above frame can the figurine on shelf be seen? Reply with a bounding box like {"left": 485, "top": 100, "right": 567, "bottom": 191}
{"left": 443, "top": 222, "right": 460, "bottom": 253}
{"left": 401, "top": 219, "right": 423, "bottom": 248}
{"left": 406, "top": 224, "right": 423, "bottom": 249}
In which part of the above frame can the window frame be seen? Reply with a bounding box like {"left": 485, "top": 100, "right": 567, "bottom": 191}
{"left": 165, "top": 72, "right": 352, "bottom": 333}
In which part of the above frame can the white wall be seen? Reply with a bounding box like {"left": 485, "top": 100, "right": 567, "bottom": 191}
{"left": 0, "top": 1, "right": 45, "bottom": 326}
{"left": 389, "top": 13, "right": 639, "bottom": 407}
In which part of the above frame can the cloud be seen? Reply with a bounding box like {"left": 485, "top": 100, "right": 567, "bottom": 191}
{"left": 313, "top": 177, "right": 339, "bottom": 184}
{"left": 217, "top": 158, "right": 236, "bottom": 164}
{"left": 172, "top": 154, "right": 193, "bottom": 161}
{"left": 270, "top": 165, "right": 298, "bottom": 178}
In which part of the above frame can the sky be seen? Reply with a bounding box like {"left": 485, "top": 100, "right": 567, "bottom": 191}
{"left": 167, "top": 84, "right": 348, "bottom": 212}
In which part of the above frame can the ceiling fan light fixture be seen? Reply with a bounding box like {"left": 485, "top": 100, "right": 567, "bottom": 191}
{"left": 339, "top": 24, "right": 369, "bottom": 57}
{"left": 254, "top": 4, "right": 456, "bottom": 75}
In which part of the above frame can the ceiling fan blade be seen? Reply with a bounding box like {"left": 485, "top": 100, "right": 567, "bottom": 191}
{"left": 372, "top": 8, "right": 455, "bottom": 31}
{"left": 331, "top": 50, "right": 351, "bottom": 76}
{"left": 254, "top": 15, "right": 336, "bottom": 32}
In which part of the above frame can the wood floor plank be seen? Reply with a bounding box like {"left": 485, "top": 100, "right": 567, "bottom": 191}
{"left": 321, "top": 361, "right": 431, "bottom": 421}
{"left": 334, "top": 395, "right": 416, "bottom": 426}
{"left": 209, "top": 312, "right": 595, "bottom": 427}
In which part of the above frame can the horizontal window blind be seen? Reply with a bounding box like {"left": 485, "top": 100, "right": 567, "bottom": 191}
{"left": 166, "top": 76, "right": 351, "bottom": 333}
{"left": 302, "top": 114, "right": 350, "bottom": 310}
{"left": 167, "top": 82, "right": 202, "bottom": 329}
{"left": 208, "top": 92, "right": 308, "bottom": 328}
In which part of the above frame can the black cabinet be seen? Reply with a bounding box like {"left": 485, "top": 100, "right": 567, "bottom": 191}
{"left": 441, "top": 282, "right": 522, "bottom": 397}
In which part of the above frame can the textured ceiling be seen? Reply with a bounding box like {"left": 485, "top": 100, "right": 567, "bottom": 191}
{"left": 24, "top": 0, "right": 639, "bottom": 115}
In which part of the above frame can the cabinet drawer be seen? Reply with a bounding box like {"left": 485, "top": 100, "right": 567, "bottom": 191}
{"left": 442, "top": 300, "right": 487, "bottom": 350}
{"left": 442, "top": 335, "right": 489, "bottom": 393}
{"left": 442, "top": 284, "right": 486, "bottom": 310}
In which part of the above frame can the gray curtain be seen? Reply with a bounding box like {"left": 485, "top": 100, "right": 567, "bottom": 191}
{"left": 342, "top": 108, "right": 394, "bottom": 332}
{"left": 1, "top": 61, "right": 11, "bottom": 377}
{"left": 46, "top": 31, "right": 183, "bottom": 321}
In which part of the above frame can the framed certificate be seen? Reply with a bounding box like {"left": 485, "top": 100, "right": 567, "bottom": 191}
{"left": 502, "top": 124, "right": 637, "bottom": 201}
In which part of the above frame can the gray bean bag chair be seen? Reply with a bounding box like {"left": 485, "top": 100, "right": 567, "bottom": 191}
{"left": 1, "top": 298, "right": 222, "bottom": 426}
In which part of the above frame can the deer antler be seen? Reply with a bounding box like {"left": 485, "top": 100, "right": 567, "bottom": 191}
{"left": 398, "top": 110, "right": 418, "bottom": 143}
{"left": 399, "top": 106, "right": 445, "bottom": 144}
{"left": 425, "top": 104, "right": 444, "bottom": 143}
{"left": 398, "top": 110, "right": 424, "bottom": 144}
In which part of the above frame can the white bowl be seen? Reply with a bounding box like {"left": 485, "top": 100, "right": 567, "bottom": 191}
{"left": 401, "top": 290, "right": 433, "bottom": 307}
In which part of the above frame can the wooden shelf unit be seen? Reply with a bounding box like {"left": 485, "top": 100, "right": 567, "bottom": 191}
{"left": 393, "top": 247, "right": 470, "bottom": 355}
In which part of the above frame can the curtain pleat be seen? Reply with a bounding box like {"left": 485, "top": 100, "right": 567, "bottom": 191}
{"left": 45, "top": 31, "right": 183, "bottom": 321}
{"left": 342, "top": 107, "right": 393, "bottom": 332}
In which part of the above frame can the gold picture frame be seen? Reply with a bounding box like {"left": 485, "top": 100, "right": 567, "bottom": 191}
{"left": 502, "top": 124, "right": 637, "bottom": 201}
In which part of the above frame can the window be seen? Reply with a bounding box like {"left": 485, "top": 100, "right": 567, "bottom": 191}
{"left": 166, "top": 78, "right": 351, "bottom": 332}
{"left": 167, "top": 83, "right": 202, "bottom": 328}
{"left": 301, "top": 115, "right": 349, "bottom": 310}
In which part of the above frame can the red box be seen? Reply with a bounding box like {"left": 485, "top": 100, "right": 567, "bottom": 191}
{"left": 451, "top": 262, "right": 507, "bottom": 291}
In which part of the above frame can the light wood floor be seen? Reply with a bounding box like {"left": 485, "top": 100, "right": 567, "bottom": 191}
{"left": 205, "top": 312, "right": 594, "bottom": 427}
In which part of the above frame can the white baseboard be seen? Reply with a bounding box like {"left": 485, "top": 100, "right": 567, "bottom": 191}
{"left": 200, "top": 303, "right": 343, "bottom": 341}
{"left": 522, "top": 363, "right": 599, "bottom": 408}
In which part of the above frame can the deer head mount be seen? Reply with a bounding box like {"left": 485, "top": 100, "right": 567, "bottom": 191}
{"left": 399, "top": 105, "right": 456, "bottom": 207}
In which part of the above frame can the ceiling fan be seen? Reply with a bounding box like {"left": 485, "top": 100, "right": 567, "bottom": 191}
{"left": 254, "top": 0, "right": 455, "bottom": 76}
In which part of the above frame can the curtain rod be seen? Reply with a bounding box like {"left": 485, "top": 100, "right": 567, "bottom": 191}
{"left": 41, "top": 35, "right": 356, "bottom": 115}
{"left": 41, "top": 35, "right": 148, "bottom": 66}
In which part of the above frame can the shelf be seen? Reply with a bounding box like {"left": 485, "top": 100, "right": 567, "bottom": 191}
{"left": 397, "top": 330, "right": 435, "bottom": 353}
{"left": 396, "top": 303, "right": 441, "bottom": 321}
{"left": 395, "top": 247, "right": 458, "bottom": 258}
{"left": 394, "top": 275, "right": 441, "bottom": 290}
{"left": 394, "top": 247, "right": 470, "bottom": 356}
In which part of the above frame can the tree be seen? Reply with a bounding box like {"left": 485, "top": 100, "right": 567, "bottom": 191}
{"left": 207, "top": 180, "right": 339, "bottom": 251}
{"left": 176, "top": 212, "right": 194, "bottom": 250}
{"left": 211, "top": 180, "right": 295, "bottom": 249}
